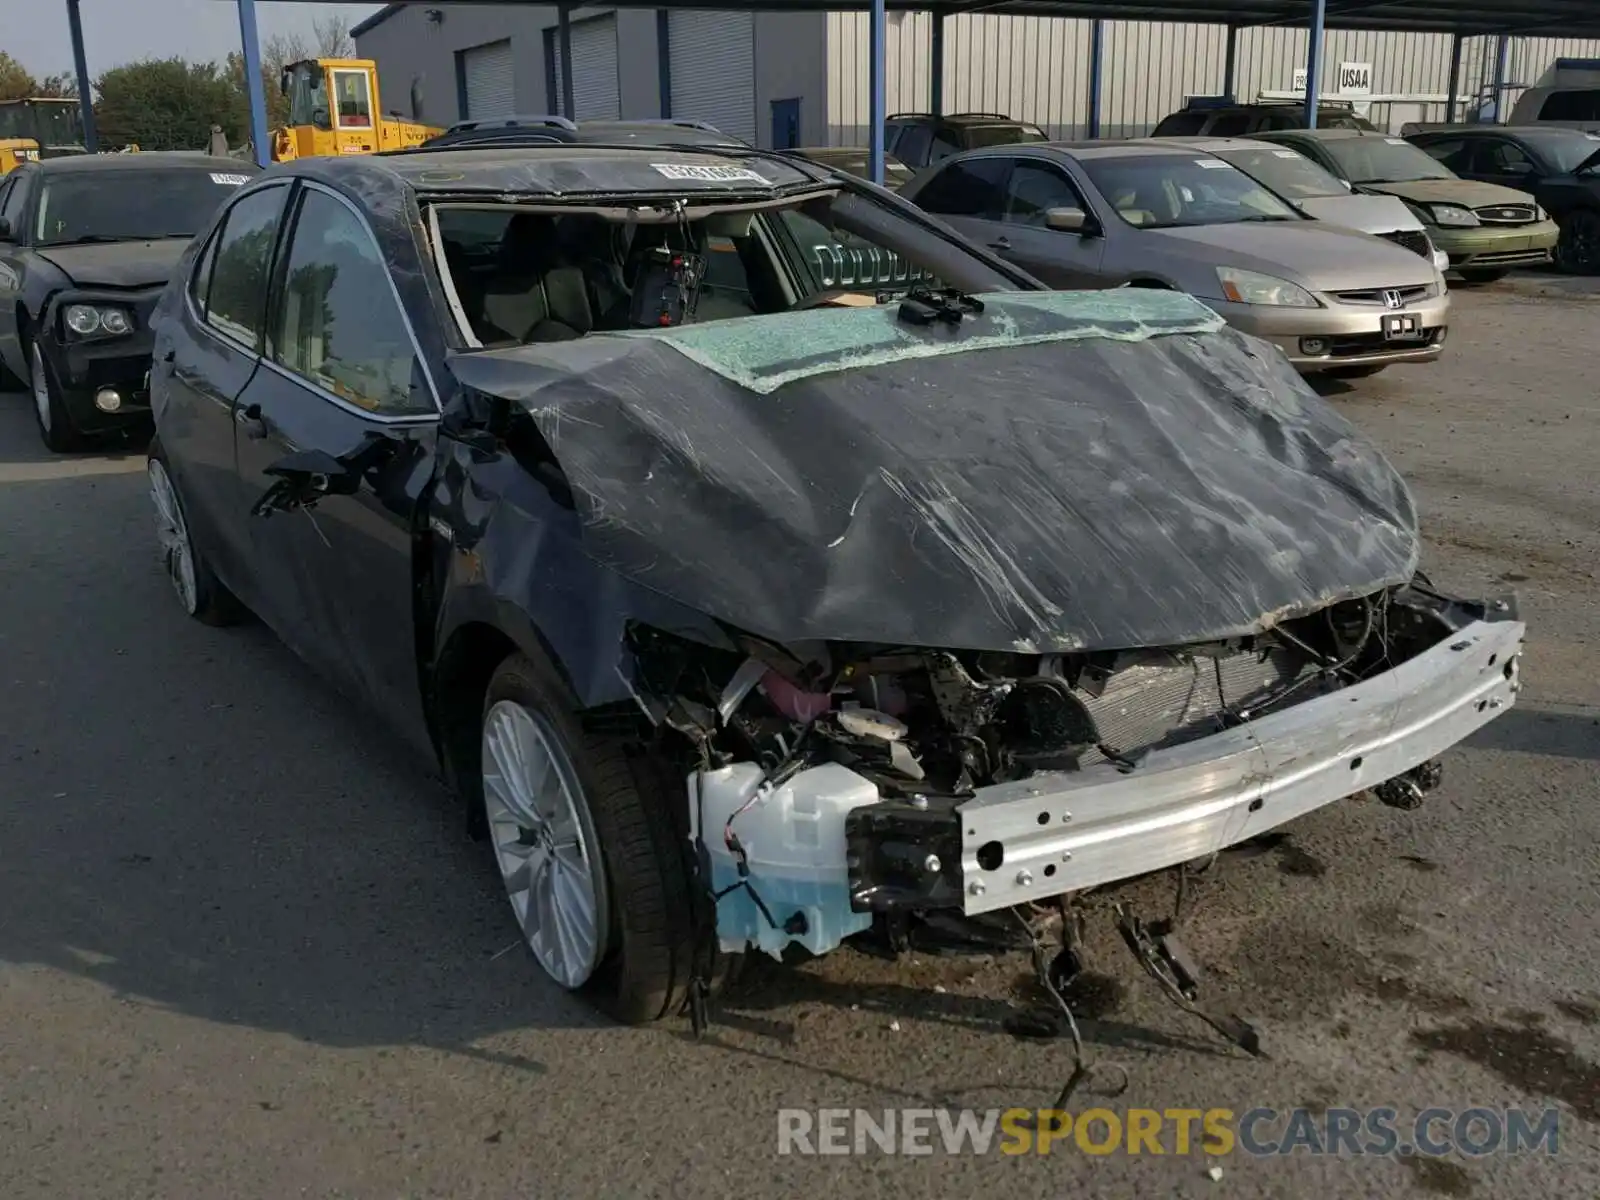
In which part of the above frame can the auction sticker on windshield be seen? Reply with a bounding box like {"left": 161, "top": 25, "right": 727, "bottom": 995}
{"left": 210, "top": 173, "right": 251, "bottom": 186}
{"left": 1195, "top": 159, "right": 1230, "bottom": 168}
{"left": 652, "top": 162, "right": 771, "bottom": 184}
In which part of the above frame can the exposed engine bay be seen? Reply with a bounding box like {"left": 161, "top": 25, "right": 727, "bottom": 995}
{"left": 625, "top": 579, "right": 1520, "bottom": 965}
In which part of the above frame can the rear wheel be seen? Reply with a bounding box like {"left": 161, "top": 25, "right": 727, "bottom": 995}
{"left": 480, "top": 652, "right": 704, "bottom": 1023}
{"left": 30, "top": 343, "right": 84, "bottom": 453}
{"left": 147, "top": 442, "right": 243, "bottom": 625}
{"left": 1454, "top": 268, "right": 1508, "bottom": 286}
{"left": 1554, "top": 209, "right": 1600, "bottom": 275}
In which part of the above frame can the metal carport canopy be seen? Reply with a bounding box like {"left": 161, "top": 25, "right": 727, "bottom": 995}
{"left": 60, "top": 0, "right": 1600, "bottom": 181}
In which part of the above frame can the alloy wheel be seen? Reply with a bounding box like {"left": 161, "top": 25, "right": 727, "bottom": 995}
{"left": 148, "top": 458, "right": 199, "bottom": 614}
{"left": 31, "top": 345, "right": 51, "bottom": 435}
{"left": 482, "top": 699, "right": 610, "bottom": 989}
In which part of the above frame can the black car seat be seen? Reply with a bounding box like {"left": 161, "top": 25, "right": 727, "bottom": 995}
{"left": 478, "top": 214, "right": 593, "bottom": 344}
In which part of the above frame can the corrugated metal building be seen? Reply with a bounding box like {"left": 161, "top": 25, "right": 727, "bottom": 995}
{"left": 353, "top": 3, "right": 1600, "bottom": 148}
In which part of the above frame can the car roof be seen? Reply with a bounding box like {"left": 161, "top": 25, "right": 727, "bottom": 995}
{"left": 1415, "top": 124, "right": 1596, "bottom": 141}
{"left": 305, "top": 143, "right": 826, "bottom": 197}
{"left": 1038, "top": 140, "right": 1225, "bottom": 160}
{"left": 35, "top": 152, "right": 254, "bottom": 174}
{"left": 890, "top": 112, "right": 1038, "bottom": 126}
{"left": 1130, "top": 136, "right": 1281, "bottom": 152}
{"left": 1264, "top": 127, "right": 1377, "bottom": 142}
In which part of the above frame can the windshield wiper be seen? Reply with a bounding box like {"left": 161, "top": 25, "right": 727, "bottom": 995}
{"left": 1232, "top": 214, "right": 1295, "bottom": 222}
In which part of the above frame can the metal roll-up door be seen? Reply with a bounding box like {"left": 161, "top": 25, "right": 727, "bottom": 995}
{"left": 668, "top": 12, "right": 756, "bottom": 143}
{"left": 462, "top": 40, "right": 515, "bottom": 120}
{"left": 551, "top": 15, "right": 621, "bottom": 120}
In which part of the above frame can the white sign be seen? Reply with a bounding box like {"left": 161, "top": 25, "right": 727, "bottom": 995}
{"left": 209, "top": 173, "right": 250, "bottom": 186}
{"left": 1338, "top": 61, "right": 1373, "bottom": 95}
{"left": 651, "top": 162, "right": 771, "bottom": 185}
{"left": 1292, "top": 67, "right": 1308, "bottom": 93}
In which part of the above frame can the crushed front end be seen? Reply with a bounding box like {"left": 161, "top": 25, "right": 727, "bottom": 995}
{"left": 627, "top": 582, "right": 1522, "bottom": 962}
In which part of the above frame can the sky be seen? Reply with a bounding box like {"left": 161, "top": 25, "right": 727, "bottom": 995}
{"left": 9, "top": 0, "right": 384, "bottom": 75}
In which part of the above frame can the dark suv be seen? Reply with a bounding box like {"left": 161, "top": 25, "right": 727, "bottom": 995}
{"left": 419, "top": 116, "right": 743, "bottom": 150}
{"left": 886, "top": 111, "right": 1048, "bottom": 168}
{"left": 1152, "top": 98, "right": 1377, "bottom": 137}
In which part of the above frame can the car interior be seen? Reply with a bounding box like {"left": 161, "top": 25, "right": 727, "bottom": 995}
{"left": 430, "top": 197, "right": 943, "bottom": 347}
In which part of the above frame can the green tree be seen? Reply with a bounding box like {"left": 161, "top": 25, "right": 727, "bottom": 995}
{"left": 94, "top": 57, "right": 246, "bottom": 151}
{"left": 0, "top": 50, "right": 38, "bottom": 102}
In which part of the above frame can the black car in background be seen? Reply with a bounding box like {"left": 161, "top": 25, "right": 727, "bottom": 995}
{"left": 419, "top": 115, "right": 742, "bottom": 150}
{"left": 1151, "top": 98, "right": 1378, "bottom": 137}
{"left": 1407, "top": 126, "right": 1600, "bottom": 273}
{"left": 0, "top": 152, "right": 256, "bottom": 450}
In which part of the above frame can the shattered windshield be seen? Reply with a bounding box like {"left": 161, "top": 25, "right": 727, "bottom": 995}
{"left": 431, "top": 182, "right": 1026, "bottom": 348}
{"left": 634, "top": 289, "right": 1223, "bottom": 393}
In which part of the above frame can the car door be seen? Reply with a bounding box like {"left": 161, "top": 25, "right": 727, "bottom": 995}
{"left": 153, "top": 181, "right": 292, "bottom": 598}
{"left": 0, "top": 170, "right": 35, "bottom": 379}
{"left": 992, "top": 157, "right": 1107, "bottom": 287}
{"left": 232, "top": 180, "right": 438, "bottom": 750}
{"left": 908, "top": 155, "right": 1011, "bottom": 249}
{"left": 1470, "top": 137, "right": 1544, "bottom": 191}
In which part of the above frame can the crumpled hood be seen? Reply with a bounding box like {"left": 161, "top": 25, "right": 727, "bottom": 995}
{"left": 34, "top": 238, "right": 190, "bottom": 289}
{"left": 1360, "top": 178, "right": 1536, "bottom": 209}
{"left": 1144, "top": 221, "right": 1436, "bottom": 291}
{"left": 447, "top": 291, "right": 1420, "bottom": 654}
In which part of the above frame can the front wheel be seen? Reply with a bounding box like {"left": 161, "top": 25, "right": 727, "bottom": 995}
{"left": 147, "top": 443, "right": 243, "bottom": 625}
{"left": 30, "top": 343, "right": 84, "bottom": 453}
{"left": 480, "top": 653, "right": 705, "bottom": 1023}
{"left": 1554, "top": 209, "right": 1600, "bottom": 275}
{"left": 1454, "top": 268, "right": 1509, "bottom": 286}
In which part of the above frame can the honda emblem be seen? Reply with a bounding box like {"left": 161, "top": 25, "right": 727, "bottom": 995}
{"left": 1382, "top": 290, "right": 1403, "bottom": 310}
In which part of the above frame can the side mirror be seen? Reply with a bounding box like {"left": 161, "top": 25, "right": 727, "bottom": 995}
{"left": 312, "top": 106, "right": 330, "bottom": 128}
{"left": 1504, "top": 161, "right": 1533, "bottom": 175}
{"left": 1045, "top": 206, "right": 1089, "bottom": 232}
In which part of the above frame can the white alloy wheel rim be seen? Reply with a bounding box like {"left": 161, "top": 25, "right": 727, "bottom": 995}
{"left": 31, "top": 345, "right": 51, "bottom": 433}
{"left": 482, "top": 700, "right": 609, "bottom": 989}
{"left": 148, "top": 459, "right": 198, "bottom": 614}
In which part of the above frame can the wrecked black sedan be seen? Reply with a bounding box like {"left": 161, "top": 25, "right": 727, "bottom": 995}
{"left": 0, "top": 152, "right": 256, "bottom": 451}
{"left": 145, "top": 142, "right": 1524, "bottom": 1025}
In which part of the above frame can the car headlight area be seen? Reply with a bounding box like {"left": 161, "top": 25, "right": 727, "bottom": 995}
{"left": 1215, "top": 266, "right": 1319, "bottom": 308}
{"left": 64, "top": 303, "right": 136, "bottom": 340}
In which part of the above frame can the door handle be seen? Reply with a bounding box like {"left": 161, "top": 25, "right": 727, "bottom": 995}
{"left": 988, "top": 237, "right": 1012, "bottom": 251}
{"left": 235, "top": 402, "right": 268, "bottom": 440}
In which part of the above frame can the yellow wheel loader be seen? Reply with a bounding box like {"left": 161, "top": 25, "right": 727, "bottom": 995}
{"left": 0, "top": 98, "right": 88, "bottom": 175}
{"left": 273, "top": 59, "right": 441, "bottom": 161}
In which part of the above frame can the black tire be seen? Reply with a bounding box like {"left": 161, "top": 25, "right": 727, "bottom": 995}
{"left": 29, "top": 342, "right": 85, "bottom": 453}
{"left": 1325, "top": 364, "right": 1388, "bottom": 380}
{"left": 147, "top": 438, "right": 245, "bottom": 626}
{"left": 482, "top": 652, "right": 706, "bottom": 1024}
{"left": 1554, "top": 209, "right": 1600, "bottom": 275}
{"left": 1454, "top": 268, "right": 1509, "bottom": 286}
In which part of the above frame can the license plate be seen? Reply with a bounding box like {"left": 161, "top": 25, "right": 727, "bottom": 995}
{"left": 1382, "top": 312, "right": 1424, "bottom": 341}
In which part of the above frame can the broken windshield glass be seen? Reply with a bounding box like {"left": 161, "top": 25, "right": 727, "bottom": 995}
{"left": 628, "top": 287, "right": 1224, "bottom": 393}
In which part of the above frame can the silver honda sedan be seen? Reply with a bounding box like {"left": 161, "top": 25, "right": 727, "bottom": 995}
{"left": 901, "top": 141, "right": 1450, "bottom": 377}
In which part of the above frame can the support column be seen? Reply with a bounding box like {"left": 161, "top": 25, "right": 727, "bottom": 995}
{"left": 66, "top": 0, "right": 97, "bottom": 152}
{"left": 1086, "top": 19, "right": 1104, "bottom": 138}
{"left": 930, "top": 11, "right": 944, "bottom": 117}
{"left": 558, "top": 5, "right": 576, "bottom": 121}
{"left": 237, "top": 0, "right": 270, "bottom": 165}
{"left": 1304, "top": 0, "right": 1326, "bottom": 128}
{"left": 1223, "top": 23, "right": 1238, "bottom": 99}
{"left": 1492, "top": 34, "right": 1511, "bottom": 124}
{"left": 1446, "top": 32, "right": 1463, "bottom": 123}
{"left": 868, "top": 0, "right": 886, "bottom": 185}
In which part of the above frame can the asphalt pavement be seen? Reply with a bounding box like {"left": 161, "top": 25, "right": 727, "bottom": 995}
{"left": 1, "top": 281, "right": 1598, "bottom": 1198}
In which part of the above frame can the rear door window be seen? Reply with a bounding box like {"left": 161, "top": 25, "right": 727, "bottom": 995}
{"left": 1001, "top": 161, "right": 1087, "bottom": 225}
{"left": 202, "top": 183, "right": 289, "bottom": 347}
{"left": 895, "top": 124, "right": 934, "bottom": 167}
{"left": 1539, "top": 90, "right": 1600, "bottom": 122}
{"left": 912, "top": 156, "right": 1010, "bottom": 219}
{"left": 1152, "top": 111, "right": 1208, "bottom": 136}
{"left": 1207, "top": 112, "right": 1253, "bottom": 137}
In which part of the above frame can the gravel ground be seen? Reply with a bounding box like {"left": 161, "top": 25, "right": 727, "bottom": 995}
{"left": 1, "top": 279, "right": 1597, "bottom": 1198}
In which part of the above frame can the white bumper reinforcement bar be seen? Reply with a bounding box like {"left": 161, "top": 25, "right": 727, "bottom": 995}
{"left": 957, "top": 619, "right": 1524, "bottom": 915}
